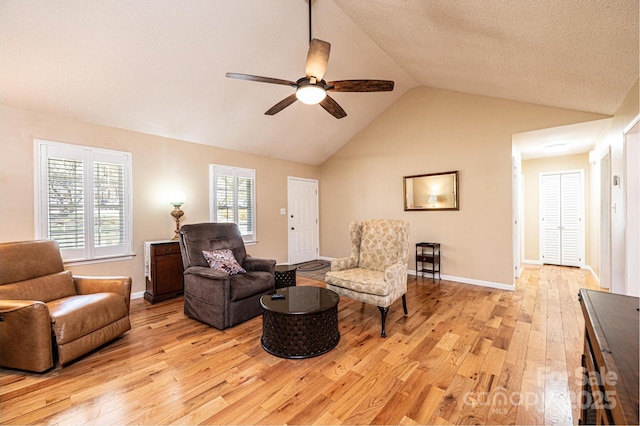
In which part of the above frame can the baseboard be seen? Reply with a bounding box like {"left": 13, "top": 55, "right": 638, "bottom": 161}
{"left": 582, "top": 264, "right": 601, "bottom": 286}
{"left": 131, "top": 291, "right": 145, "bottom": 300}
{"left": 320, "top": 258, "right": 515, "bottom": 291}
{"left": 408, "top": 270, "right": 515, "bottom": 291}
{"left": 522, "top": 259, "right": 543, "bottom": 265}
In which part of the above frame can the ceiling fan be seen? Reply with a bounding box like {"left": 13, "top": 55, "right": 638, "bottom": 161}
{"left": 225, "top": 1, "right": 394, "bottom": 119}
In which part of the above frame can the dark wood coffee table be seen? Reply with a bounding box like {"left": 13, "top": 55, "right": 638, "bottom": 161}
{"left": 260, "top": 286, "right": 340, "bottom": 359}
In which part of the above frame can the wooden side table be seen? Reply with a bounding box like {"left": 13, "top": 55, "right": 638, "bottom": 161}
{"left": 416, "top": 242, "right": 441, "bottom": 281}
{"left": 274, "top": 264, "right": 297, "bottom": 288}
{"left": 144, "top": 240, "right": 184, "bottom": 304}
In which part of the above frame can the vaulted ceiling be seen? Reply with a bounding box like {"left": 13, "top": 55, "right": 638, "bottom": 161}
{"left": 1, "top": 0, "right": 638, "bottom": 165}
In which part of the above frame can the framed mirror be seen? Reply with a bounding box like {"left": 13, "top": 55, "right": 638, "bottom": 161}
{"left": 404, "top": 171, "right": 459, "bottom": 211}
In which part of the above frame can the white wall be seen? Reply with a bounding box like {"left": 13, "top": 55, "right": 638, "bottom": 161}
{"left": 593, "top": 79, "right": 639, "bottom": 295}
{"left": 624, "top": 116, "right": 640, "bottom": 296}
{"left": 320, "top": 86, "right": 605, "bottom": 288}
{"left": 0, "top": 105, "right": 320, "bottom": 296}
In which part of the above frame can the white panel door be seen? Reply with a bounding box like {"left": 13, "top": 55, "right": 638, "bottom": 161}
{"left": 600, "top": 151, "right": 612, "bottom": 289}
{"left": 540, "top": 171, "right": 584, "bottom": 267}
{"left": 513, "top": 156, "right": 522, "bottom": 278}
{"left": 288, "top": 177, "right": 318, "bottom": 265}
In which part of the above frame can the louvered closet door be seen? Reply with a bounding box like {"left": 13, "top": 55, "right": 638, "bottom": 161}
{"left": 541, "top": 174, "right": 562, "bottom": 264}
{"left": 559, "top": 173, "right": 582, "bottom": 266}
{"left": 540, "top": 171, "right": 584, "bottom": 267}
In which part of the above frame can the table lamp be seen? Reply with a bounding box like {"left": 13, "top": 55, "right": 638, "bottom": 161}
{"left": 169, "top": 190, "right": 185, "bottom": 239}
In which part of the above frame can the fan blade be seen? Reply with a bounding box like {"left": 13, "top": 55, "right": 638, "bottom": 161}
{"left": 305, "top": 39, "right": 331, "bottom": 81}
{"left": 319, "top": 95, "right": 347, "bottom": 119}
{"left": 328, "top": 80, "right": 394, "bottom": 92}
{"left": 265, "top": 94, "right": 298, "bottom": 115}
{"left": 226, "top": 73, "right": 296, "bottom": 87}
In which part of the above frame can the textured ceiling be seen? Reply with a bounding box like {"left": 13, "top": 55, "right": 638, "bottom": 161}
{"left": 513, "top": 118, "right": 612, "bottom": 160}
{"left": 335, "top": 0, "right": 639, "bottom": 116}
{"left": 1, "top": 0, "right": 638, "bottom": 165}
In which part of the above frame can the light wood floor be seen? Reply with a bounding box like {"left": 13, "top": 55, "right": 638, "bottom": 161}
{"left": 1, "top": 265, "right": 601, "bottom": 425}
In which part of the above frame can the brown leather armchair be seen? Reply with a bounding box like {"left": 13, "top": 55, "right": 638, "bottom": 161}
{"left": 0, "top": 240, "right": 131, "bottom": 372}
{"left": 178, "top": 223, "right": 276, "bottom": 330}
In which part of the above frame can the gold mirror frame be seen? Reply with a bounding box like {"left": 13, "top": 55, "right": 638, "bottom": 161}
{"left": 403, "top": 171, "right": 459, "bottom": 211}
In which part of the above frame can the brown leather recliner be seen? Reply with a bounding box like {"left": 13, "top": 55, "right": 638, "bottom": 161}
{"left": 0, "top": 240, "right": 131, "bottom": 372}
{"left": 178, "top": 223, "right": 276, "bottom": 330}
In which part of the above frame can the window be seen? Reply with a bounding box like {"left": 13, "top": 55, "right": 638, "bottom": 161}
{"left": 35, "top": 140, "right": 133, "bottom": 263}
{"left": 209, "top": 164, "right": 256, "bottom": 243}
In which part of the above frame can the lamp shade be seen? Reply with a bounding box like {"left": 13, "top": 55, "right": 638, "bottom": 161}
{"left": 168, "top": 190, "right": 185, "bottom": 206}
{"left": 296, "top": 84, "right": 326, "bottom": 105}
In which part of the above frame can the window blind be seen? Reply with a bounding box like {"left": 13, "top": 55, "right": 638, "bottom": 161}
{"left": 47, "top": 157, "right": 85, "bottom": 249}
{"left": 210, "top": 165, "right": 256, "bottom": 242}
{"left": 237, "top": 175, "right": 254, "bottom": 236}
{"left": 94, "top": 161, "right": 125, "bottom": 247}
{"left": 216, "top": 174, "right": 234, "bottom": 223}
{"left": 35, "top": 139, "right": 133, "bottom": 262}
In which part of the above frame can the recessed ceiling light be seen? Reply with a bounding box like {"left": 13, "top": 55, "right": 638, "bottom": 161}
{"left": 544, "top": 143, "right": 569, "bottom": 153}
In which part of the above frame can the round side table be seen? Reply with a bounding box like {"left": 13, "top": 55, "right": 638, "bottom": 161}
{"left": 274, "top": 264, "right": 297, "bottom": 288}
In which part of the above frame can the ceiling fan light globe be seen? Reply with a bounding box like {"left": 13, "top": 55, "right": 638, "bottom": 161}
{"left": 296, "top": 85, "right": 326, "bottom": 105}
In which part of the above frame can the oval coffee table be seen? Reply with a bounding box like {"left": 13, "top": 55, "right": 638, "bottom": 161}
{"left": 260, "top": 286, "right": 340, "bottom": 359}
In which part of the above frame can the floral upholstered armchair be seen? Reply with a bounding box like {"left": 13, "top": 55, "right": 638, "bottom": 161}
{"left": 325, "top": 219, "right": 410, "bottom": 337}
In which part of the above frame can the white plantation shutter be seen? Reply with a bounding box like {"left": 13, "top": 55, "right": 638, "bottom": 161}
{"left": 93, "top": 161, "right": 126, "bottom": 250}
{"left": 236, "top": 170, "right": 255, "bottom": 237}
{"left": 215, "top": 172, "right": 234, "bottom": 222}
{"left": 35, "top": 140, "right": 132, "bottom": 262}
{"left": 210, "top": 165, "right": 256, "bottom": 243}
{"left": 47, "top": 157, "right": 85, "bottom": 251}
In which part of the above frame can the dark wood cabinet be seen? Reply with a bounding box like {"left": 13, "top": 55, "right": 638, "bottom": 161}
{"left": 578, "top": 289, "right": 639, "bottom": 425}
{"left": 144, "top": 241, "right": 184, "bottom": 304}
{"left": 416, "top": 242, "right": 440, "bottom": 281}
